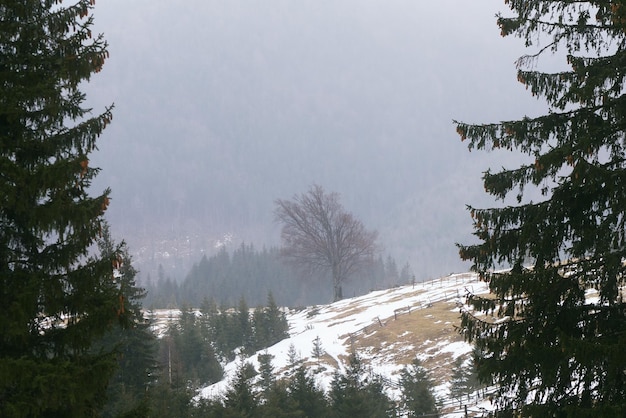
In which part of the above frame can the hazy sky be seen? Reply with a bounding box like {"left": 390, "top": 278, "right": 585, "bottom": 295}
{"left": 86, "top": 1, "right": 550, "bottom": 281}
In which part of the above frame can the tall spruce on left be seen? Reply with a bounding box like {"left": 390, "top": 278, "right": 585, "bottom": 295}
{"left": 0, "top": 1, "right": 119, "bottom": 417}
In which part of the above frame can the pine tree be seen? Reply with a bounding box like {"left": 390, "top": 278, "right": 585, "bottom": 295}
{"left": 166, "top": 306, "right": 222, "bottom": 387}
{"left": 399, "top": 359, "right": 438, "bottom": 418}
{"left": 223, "top": 361, "right": 259, "bottom": 417}
{"left": 449, "top": 357, "right": 474, "bottom": 406}
{"left": 288, "top": 364, "right": 329, "bottom": 418}
{"left": 0, "top": 1, "right": 120, "bottom": 416}
{"left": 328, "top": 352, "right": 394, "bottom": 418}
{"left": 311, "top": 335, "right": 325, "bottom": 368}
{"left": 237, "top": 296, "right": 254, "bottom": 353}
{"left": 95, "top": 223, "right": 157, "bottom": 418}
{"left": 257, "top": 352, "right": 276, "bottom": 398}
{"left": 287, "top": 342, "right": 300, "bottom": 368}
{"left": 265, "top": 291, "right": 289, "bottom": 344}
{"left": 455, "top": 1, "right": 626, "bottom": 416}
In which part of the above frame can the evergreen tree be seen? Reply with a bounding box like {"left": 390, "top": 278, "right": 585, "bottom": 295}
{"left": 148, "top": 379, "right": 193, "bottom": 418}
{"left": 288, "top": 364, "right": 329, "bottom": 418}
{"left": 257, "top": 352, "right": 276, "bottom": 398}
{"left": 328, "top": 352, "right": 394, "bottom": 418}
{"left": 222, "top": 361, "right": 258, "bottom": 417}
{"left": 399, "top": 359, "right": 438, "bottom": 418}
{"left": 237, "top": 296, "right": 253, "bottom": 353}
{"left": 0, "top": 1, "right": 120, "bottom": 416}
{"left": 95, "top": 223, "right": 157, "bottom": 418}
{"left": 311, "top": 336, "right": 325, "bottom": 368}
{"left": 399, "top": 262, "right": 414, "bottom": 285}
{"left": 449, "top": 357, "right": 474, "bottom": 406}
{"left": 163, "top": 306, "right": 222, "bottom": 388}
{"left": 264, "top": 291, "right": 289, "bottom": 344}
{"left": 455, "top": 1, "right": 626, "bottom": 415}
{"left": 287, "top": 342, "right": 301, "bottom": 368}
{"left": 258, "top": 381, "right": 302, "bottom": 418}
{"left": 252, "top": 305, "right": 270, "bottom": 350}
{"left": 384, "top": 255, "right": 399, "bottom": 285}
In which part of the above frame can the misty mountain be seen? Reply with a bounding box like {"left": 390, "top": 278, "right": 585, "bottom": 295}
{"left": 86, "top": 1, "right": 548, "bottom": 283}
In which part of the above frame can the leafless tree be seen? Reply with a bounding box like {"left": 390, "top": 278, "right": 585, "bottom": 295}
{"left": 274, "top": 184, "right": 378, "bottom": 301}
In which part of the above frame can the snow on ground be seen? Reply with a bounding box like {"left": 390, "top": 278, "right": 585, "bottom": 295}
{"left": 195, "top": 272, "right": 491, "bottom": 416}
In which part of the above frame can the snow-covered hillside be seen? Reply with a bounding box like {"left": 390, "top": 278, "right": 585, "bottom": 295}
{"left": 193, "top": 272, "right": 495, "bottom": 417}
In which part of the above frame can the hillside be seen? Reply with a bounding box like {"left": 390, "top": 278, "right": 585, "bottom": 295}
{"left": 190, "top": 272, "right": 495, "bottom": 417}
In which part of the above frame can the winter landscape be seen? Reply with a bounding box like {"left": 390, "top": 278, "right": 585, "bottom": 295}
{"left": 6, "top": 0, "right": 626, "bottom": 416}
{"left": 148, "top": 273, "right": 494, "bottom": 417}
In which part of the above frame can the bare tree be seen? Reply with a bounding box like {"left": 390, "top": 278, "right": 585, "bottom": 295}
{"left": 274, "top": 184, "right": 378, "bottom": 301}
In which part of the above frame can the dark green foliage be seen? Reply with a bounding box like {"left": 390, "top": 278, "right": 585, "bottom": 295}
{"left": 147, "top": 379, "right": 194, "bottom": 418}
{"left": 455, "top": 1, "right": 626, "bottom": 416}
{"left": 258, "top": 381, "right": 303, "bottom": 418}
{"left": 158, "top": 306, "right": 223, "bottom": 388}
{"left": 222, "top": 361, "right": 259, "bottom": 417}
{"left": 146, "top": 243, "right": 402, "bottom": 308}
{"left": 287, "top": 342, "right": 300, "bottom": 368}
{"left": 257, "top": 352, "right": 276, "bottom": 397}
{"left": 95, "top": 224, "right": 157, "bottom": 418}
{"left": 328, "top": 352, "right": 395, "bottom": 418}
{"left": 0, "top": 1, "right": 119, "bottom": 416}
{"left": 254, "top": 292, "right": 290, "bottom": 349}
{"left": 200, "top": 293, "right": 289, "bottom": 360}
{"left": 287, "top": 365, "right": 330, "bottom": 418}
{"left": 399, "top": 359, "right": 438, "bottom": 417}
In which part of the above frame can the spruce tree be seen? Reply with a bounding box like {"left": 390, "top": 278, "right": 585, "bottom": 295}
{"left": 455, "top": 1, "right": 626, "bottom": 416}
{"left": 288, "top": 364, "right": 329, "bottom": 418}
{"left": 329, "top": 352, "right": 394, "bottom": 418}
{"left": 223, "top": 361, "right": 258, "bottom": 417}
{"left": 0, "top": 1, "right": 119, "bottom": 417}
{"left": 311, "top": 335, "right": 325, "bottom": 367}
{"left": 399, "top": 359, "right": 438, "bottom": 418}
{"left": 95, "top": 223, "right": 157, "bottom": 418}
{"left": 257, "top": 352, "right": 276, "bottom": 398}
{"left": 449, "top": 357, "right": 474, "bottom": 407}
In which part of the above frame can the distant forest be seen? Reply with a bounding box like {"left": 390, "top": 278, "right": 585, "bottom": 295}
{"left": 143, "top": 243, "right": 414, "bottom": 308}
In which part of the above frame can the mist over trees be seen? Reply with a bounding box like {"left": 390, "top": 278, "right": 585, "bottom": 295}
{"left": 275, "top": 184, "right": 378, "bottom": 301}
{"left": 144, "top": 242, "right": 412, "bottom": 308}
{"left": 87, "top": 1, "right": 544, "bottom": 286}
{"left": 457, "top": 1, "right": 626, "bottom": 415}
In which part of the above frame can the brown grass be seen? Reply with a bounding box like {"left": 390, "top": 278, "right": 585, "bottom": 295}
{"left": 339, "top": 300, "right": 468, "bottom": 384}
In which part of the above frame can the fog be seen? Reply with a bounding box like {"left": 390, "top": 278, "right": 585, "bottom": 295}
{"left": 86, "top": 1, "right": 548, "bottom": 282}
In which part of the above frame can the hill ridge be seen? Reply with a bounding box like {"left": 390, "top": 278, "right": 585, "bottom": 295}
{"left": 196, "top": 272, "right": 494, "bottom": 416}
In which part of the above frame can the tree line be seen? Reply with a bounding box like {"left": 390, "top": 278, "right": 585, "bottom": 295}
{"left": 144, "top": 243, "right": 413, "bottom": 308}
{"left": 100, "top": 255, "right": 481, "bottom": 418}
{"left": 155, "top": 351, "right": 442, "bottom": 418}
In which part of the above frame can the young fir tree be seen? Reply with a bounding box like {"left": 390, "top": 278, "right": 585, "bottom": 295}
{"left": 455, "top": 1, "right": 626, "bottom": 416}
{"left": 311, "top": 335, "right": 325, "bottom": 368}
{"left": 0, "top": 1, "right": 119, "bottom": 417}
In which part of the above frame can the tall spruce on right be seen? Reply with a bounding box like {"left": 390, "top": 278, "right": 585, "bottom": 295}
{"left": 455, "top": 2, "right": 626, "bottom": 416}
